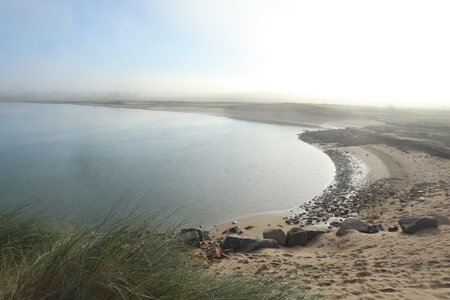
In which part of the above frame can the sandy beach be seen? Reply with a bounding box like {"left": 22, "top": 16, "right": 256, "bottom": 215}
{"left": 208, "top": 131, "right": 450, "bottom": 299}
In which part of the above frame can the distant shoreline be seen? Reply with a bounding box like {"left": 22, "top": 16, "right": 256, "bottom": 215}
{"left": 72, "top": 101, "right": 327, "bottom": 129}
{"left": 0, "top": 99, "right": 385, "bottom": 128}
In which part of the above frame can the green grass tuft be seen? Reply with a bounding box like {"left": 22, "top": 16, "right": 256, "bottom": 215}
{"left": 0, "top": 202, "right": 316, "bottom": 299}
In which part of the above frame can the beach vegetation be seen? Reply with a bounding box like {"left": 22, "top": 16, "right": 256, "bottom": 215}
{"left": 0, "top": 202, "right": 316, "bottom": 299}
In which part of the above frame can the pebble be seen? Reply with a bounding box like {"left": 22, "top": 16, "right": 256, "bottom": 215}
{"left": 388, "top": 225, "right": 399, "bottom": 232}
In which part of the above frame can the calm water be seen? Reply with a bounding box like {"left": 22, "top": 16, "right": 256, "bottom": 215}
{"left": 0, "top": 103, "right": 335, "bottom": 226}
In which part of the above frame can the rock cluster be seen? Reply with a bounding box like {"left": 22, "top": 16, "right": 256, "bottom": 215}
{"left": 221, "top": 225, "right": 329, "bottom": 252}
{"left": 222, "top": 226, "right": 243, "bottom": 235}
{"left": 286, "top": 177, "right": 394, "bottom": 227}
{"left": 282, "top": 133, "right": 398, "bottom": 227}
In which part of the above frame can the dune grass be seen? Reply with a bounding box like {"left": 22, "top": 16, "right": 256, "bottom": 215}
{"left": 0, "top": 202, "right": 315, "bottom": 299}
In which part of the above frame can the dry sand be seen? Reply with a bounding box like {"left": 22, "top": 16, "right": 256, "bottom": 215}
{"left": 209, "top": 144, "right": 450, "bottom": 300}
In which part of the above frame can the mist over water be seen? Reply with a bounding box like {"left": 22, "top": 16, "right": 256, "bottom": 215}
{"left": 0, "top": 103, "right": 335, "bottom": 226}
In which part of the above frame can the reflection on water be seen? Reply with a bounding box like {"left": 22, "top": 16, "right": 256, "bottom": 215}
{"left": 0, "top": 103, "right": 335, "bottom": 226}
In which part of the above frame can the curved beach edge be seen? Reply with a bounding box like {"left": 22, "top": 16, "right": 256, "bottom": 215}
{"left": 208, "top": 129, "right": 392, "bottom": 238}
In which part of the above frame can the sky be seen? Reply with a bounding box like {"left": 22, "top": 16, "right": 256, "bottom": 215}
{"left": 0, "top": 0, "right": 449, "bottom": 107}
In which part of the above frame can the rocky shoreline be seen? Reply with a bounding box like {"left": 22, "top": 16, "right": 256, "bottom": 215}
{"left": 282, "top": 131, "right": 395, "bottom": 228}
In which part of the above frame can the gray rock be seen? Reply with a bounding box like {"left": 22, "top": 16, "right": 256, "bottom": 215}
{"left": 303, "top": 225, "right": 330, "bottom": 241}
{"left": 376, "top": 222, "right": 385, "bottom": 231}
{"left": 263, "top": 228, "right": 287, "bottom": 246}
{"left": 388, "top": 225, "right": 398, "bottom": 232}
{"left": 336, "top": 218, "right": 381, "bottom": 236}
{"left": 431, "top": 215, "right": 450, "bottom": 225}
{"left": 180, "top": 228, "right": 209, "bottom": 247}
{"left": 222, "top": 235, "right": 279, "bottom": 252}
{"left": 368, "top": 222, "right": 385, "bottom": 233}
{"left": 398, "top": 217, "right": 439, "bottom": 234}
{"left": 222, "top": 226, "right": 242, "bottom": 234}
{"left": 286, "top": 227, "right": 307, "bottom": 246}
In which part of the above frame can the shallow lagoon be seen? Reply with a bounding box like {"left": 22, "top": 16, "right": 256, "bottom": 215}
{"left": 0, "top": 103, "right": 335, "bottom": 226}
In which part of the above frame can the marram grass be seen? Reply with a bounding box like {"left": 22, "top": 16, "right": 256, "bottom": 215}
{"left": 0, "top": 202, "right": 317, "bottom": 299}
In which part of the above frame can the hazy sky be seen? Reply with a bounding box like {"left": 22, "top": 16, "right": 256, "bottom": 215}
{"left": 1, "top": 0, "right": 449, "bottom": 107}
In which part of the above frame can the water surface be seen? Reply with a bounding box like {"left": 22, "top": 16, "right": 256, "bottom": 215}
{"left": 0, "top": 103, "right": 335, "bottom": 226}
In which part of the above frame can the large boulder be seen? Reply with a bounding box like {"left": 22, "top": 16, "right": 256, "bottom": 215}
{"left": 180, "top": 228, "right": 209, "bottom": 247}
{"left": 286, "top": 227, "right": 307, "bottom": 246}
{"left": 398, "top": 217, "right": 438, "bottom": 234}
{"left": 303, "top": 225, "right": 330, "bottom": 241}
{"left": 222, "top": 235, "right": 279, "bottom": 252}
{"left": 263, "top": 228, "right": 287, "bottom": 246}
{"left": 336, "top": 218, "right": 382, "bottom": 236}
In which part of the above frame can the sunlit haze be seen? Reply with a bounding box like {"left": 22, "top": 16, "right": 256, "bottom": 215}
{"left": 1, "top": 0, "right": 449, "bottom": 107}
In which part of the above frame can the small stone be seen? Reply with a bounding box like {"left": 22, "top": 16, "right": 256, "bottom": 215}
{"left": 369, "top": 223, "right": 384, "bottom": 233}
{"left": 388, "top": 225, "right": 398, "bottom": 232}
{"left": 232, "top": 220, "right": 238, "bottom": 224}
{"left": 222, "top": 226, "right": 241, "bottom": 234}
